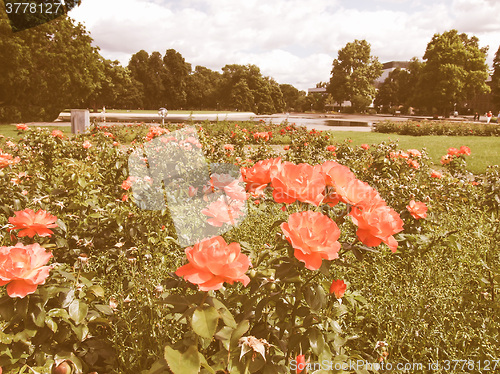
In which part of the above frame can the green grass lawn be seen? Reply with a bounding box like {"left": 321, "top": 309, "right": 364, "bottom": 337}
{"left": 0, "top": 125, "right": 72, "bottom": 140}
{"left": 328, "top": 131, "right": 500, "bottom": 174}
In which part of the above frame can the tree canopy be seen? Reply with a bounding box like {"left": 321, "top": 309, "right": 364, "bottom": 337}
{"left": 491, "top": 45, "right": 500, "bottom": 107}
{"left": 327, "top": 39, "right": 382, "bottom": 110}
{"left": 0, "top": 13, "right": 102, "bottom": 122}
{"left": 416, "top": 29, "right": 490, "bottom": 115}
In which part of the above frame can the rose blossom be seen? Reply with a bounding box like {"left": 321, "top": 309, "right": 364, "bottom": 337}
{"left": 0, "top": 153, "right": 13, "bottom": 168}
{"left": 296, "top": 355, "right": 308, "bottom": 374}
{"left": 8, "top": 208, "right": 58, "bottom": 238}
{"left": 349, "top": 201, "right": 404, "bottom": 253}
{"left": 326, "top": 145, "right": 336, "bottom": 153}
{"left": 201, "top": 197, "right": 244, "bottom": 227}
{"left": 0, "top": 243, "right": 53, "bottom": 298}
{"left": 430, "top": 170, "right": 443, "bottom": 179}
{"left": 223, "top": 180, "right": 247, "bottom": 201}
{"left": 459, "top": 146, "right": 471, "bottom": 156}
{"left": 406, "top": 200, "right": 428, "bottom": 219}
{"left": 271, "top": 162, "right": 325, "bottom": 206}
{"left": 188, "top": 185, "right": 198, "bottom": 197}
{"left": 241, "top": 157, "right": 282, "bottom": 193}
{"left": 175, "top": 236, "right": 251, "bottom": 291}
{"left": 16, "top": 123, "right": 28, "bottom": 131}
{"left": 407, "top": 149, "right": 422, "bottom": 158}
{"left": 440, "top": 154, "right": 453, "bottom": 165}
{"left": 407, "top": 159, "right": 420, "bottom": 169}
{"left": 447, "top": 147, "right": 460, "bottom": 156}
{"left": 361, "top": 144, "right": 370, "bottom": 150}
{"left": 121, "top": 176, "right": 137, "bottom": 190}
{"left": 51, "top": 129, "right": 64, "bottom": 138}
{"left": 82, "top": 140, "right": 92, "bottom": 149}
{"left": 281, "top": 211, "right": 341, "bottom": 270}
{"left": 330, "top": 279, "right": 347, "bottom": 298}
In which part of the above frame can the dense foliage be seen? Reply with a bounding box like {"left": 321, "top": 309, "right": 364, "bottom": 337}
{"left": 374, "top": 120, "right": 500, "bottom": 136}
{"left": 0, "top": 14, "right": 101, "bottom": 123}
{"left": 373, "top": 30, "right": 491, "bottom": 116}
{"left": 327, "top": 39, "right": 383, "bottom": 112}
{"left": 0, "top": 121, "right": 498, "bottom": 373}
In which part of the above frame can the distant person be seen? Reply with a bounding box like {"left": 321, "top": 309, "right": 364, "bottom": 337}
{"left": 473, "top": 112, "right": 478, "bottom": 121}
{"left": 497, "top": 111, "right": 500, "bottom": 123}
{"left": 486, "top": 111, "right": 492, "bottom": 123}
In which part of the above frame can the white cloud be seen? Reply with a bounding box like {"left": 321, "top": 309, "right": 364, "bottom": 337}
{"left": 69, "top": 0, "right": 500, "bottom": 91}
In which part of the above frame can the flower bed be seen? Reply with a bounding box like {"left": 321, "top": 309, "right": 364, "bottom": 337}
{"left": 0, "top": 123, "right": 498, "bottom": 373}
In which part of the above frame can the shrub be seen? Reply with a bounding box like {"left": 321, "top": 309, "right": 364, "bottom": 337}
{"left": 374, "top": 120, "right": 500, "bottom": 136}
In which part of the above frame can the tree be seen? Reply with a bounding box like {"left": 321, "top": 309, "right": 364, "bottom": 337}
{"left": 163, "top": 49, "right": 191, "bottom": 109}
{"left": 0, "top": 14, "right": 102, "bottom": 122}
{"left": 186, "top": 66, "right": 221, "bottom": 109}
{"left": 327, "top": 39, "right": 382, "bottom": 110}
{"left": 87, "top": 59, "right": 143, "bottom": 110}
{"left": 491, "top": 45, "right": 500, "bottom": 107}
{"left": 218, "top": 64, "right": 283, "bottom": 114}
{"left": 374, "top": 68, "right": 412, "bottom": 110}
{"left": 417, "top": 30, "right": 490, "bottom": 116}
{"left": 128, "top": 50, "right": 169, "bottom": 109}
{"left": 279, "top": 84, "right": 301, "bottom": 111}
{"left": 127, "top": 50, "right": 150, "bottom": 108}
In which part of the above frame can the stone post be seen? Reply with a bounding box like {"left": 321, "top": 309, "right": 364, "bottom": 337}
{"left": 71, "top": 109, "right": 90, "bottom": 134}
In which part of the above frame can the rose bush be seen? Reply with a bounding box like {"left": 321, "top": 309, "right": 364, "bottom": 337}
{"left": 0, "top": 120, "right": 497, "bottom": 373}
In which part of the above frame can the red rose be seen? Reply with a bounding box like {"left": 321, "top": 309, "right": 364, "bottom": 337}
{"left": 8, "top": 209, "right": 58, "bottom": 238}
{"left": 406, "top": 200, "right": 428, "bottom": 219}
{"left": 330, "top": 279, "right": 347, "bottom": 298}
{"left": 241, "top": 157, "right": 282, "bottom": 193}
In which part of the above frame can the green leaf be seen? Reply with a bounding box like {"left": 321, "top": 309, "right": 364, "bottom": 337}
{"left": 47, "top": 308, "right": 70, "bottom": 320}
{"left": 68, "top": 300, "right": 88, "bottom": 325}
{"left": 77, "top": 177, "right": 87, "bottom": 188}
{"left": 30, "top": 305, "right": 46, "bottom": 328}
{"left": 45, "top": 317, "right": 58, "bottom": 333}
{"left": 94, "top": 304, "right": 114, "bottom": 316}
{"left": 199, "top": 352, "right": 216, "bottom": 374}
{"left": 214, "top": 326, "right": 234, "bottom": 350}
{"left": 191, "top": 306, "right": 219, "bottom": 339}
{"left": 61, "top": 289, "right": 75, "bottom": 308}
{"left": 308, "top": 329, "right": 325, "bottom": 356}
{"left": 230, "top": 319, "right": 250, "bottom": 346}
{"left": 142, "top": 359, "right": 169, "bottom": 374}
{"left": 210, "top": 299, "right": 237, "bottom": 328}
{"left": 164, "top": 346, "right": 200, "bottom": 374}
{"left": 88, "top": 285, "right": 105, "bottom": 298}
{"left": 56, "top": 219, "right": 67, "bottom": 232}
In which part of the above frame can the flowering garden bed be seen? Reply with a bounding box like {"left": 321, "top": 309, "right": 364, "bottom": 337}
{"left": 0, "top": 122, "right": 499, "bottom": 373}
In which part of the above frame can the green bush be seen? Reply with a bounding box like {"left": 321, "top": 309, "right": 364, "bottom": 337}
{"left": 0, "top": 122, "right": 498, "bottom": 373}
{"left": 375, "top": 120, "right": 500, "bottom": 136}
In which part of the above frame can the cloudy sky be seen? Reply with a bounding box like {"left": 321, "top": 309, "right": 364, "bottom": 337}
{"left": 69, "top": 0, "right": 500, "bottom": 91}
